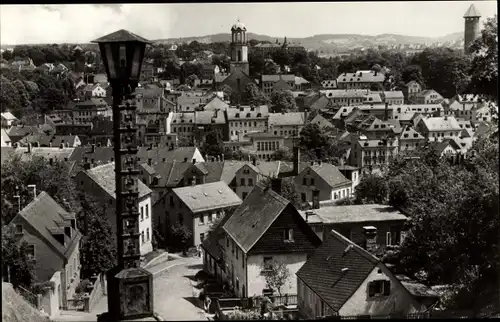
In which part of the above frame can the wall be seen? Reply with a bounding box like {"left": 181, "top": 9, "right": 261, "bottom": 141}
{"left": 64, "top": 241, "right": 81, "bottom": 301}
{"left": 339, "top": 264, "right": 422, "bottom": 316}
{"left": 298, "top": 277, "right": 335, "bottom": 318}
{"left": 233, "top": 166, "right": 260, "bottom": 200}
{"left": 193, "top": 208, "right": 230, "bottom": 246}
{"left": 88, "top": 273, "right": 106, "bottom": 312}
{"left": 246, "top": 253, "right": 307, "bottom": 297}
{"left": 228, "top": 119, "right": 268, "bottom": 140}
{"left": 294, "top": 168, "right": 333, "bottom": 202}
{"left": 139, "top": 197, "right": 154, "bottom": 254}
{"left": 40, "top": 271, "right": 61, "bottom": 317}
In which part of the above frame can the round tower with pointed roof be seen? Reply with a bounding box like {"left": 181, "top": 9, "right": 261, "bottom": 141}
{"left": 230, "top": 19, "right": 249, "bottom": 75}
{"left": 464, "top": 4, "right": 481, "bottom": 54}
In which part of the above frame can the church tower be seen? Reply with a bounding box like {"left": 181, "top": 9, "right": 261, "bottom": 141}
{"left": 230, "top": 20, "right": 250, "bottom": 75}
{"left": 464, "top": 4, "right": 481, "bottom": 54}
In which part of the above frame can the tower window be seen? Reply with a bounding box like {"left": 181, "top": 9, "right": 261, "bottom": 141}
{"left": 238, "top": 50, "right": 242, "bottom": 62}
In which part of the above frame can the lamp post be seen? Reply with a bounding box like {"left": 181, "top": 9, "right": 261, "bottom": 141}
{"left": 92, "top": 29, "right": 153, "bottom": 321}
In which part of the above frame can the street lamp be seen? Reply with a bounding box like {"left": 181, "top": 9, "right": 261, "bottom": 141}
{"left": 92, "top": 29, "right": 154, "bottom": 321}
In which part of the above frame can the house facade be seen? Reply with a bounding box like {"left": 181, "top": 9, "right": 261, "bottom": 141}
{"left": 349, "top": 135, "right": 399, "bottom": 169}
{"left": 9, "top": 192, "right": 82, "bottom": 310}
{"left": 415, "top": 89, "right": 444, "bottom": 105}
{"left": 268, "top": 112, "right": 305, "bottom": 137}
{"left": 415, "top": 116, "right": 462, "bottom": 143}
{"left": 227, "top": 105, "right": 269, "bottom": 140}
{"left": 336, "top": 71, "right": 385, "bottom": 90}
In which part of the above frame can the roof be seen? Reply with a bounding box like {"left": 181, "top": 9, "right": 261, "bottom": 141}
{"left": 337, "top": 71, "right": 385, "bottom": 84}
{"left": 195, "top": 110, "right": 226, "bottom": 125}
{"left": 420, "top": 116, "right": 461, "bottom": 132}
{"left": 416, "top": 89, "right": 442, "bottom": 98}
{"left": 173, "top": 181, "right": 241, "bottom": 213}
{"left": 261, "top": 74, "right": 296, "bottom": 82}
{"left": 400, "top": 127, "right": 425, "bottom": 140}
{"left": 307, "top": 163, "right": 351, "bottom": 189}
{"left": 464, "top": 4, "right": 481, "bottom": 17}
{"left": 358, "top": 138, "right": 398, "bottom": 148}
{"left": 268, "top": 112, "right": 305, "bottom": 126}
{"left": 296, "top": 229, "right": 378, "bottom": 311}
{"left": 396, "top": 275, "right": 440, "bottom": 299}
{"left": 382, "top": 91, "right": 404, "bottom": 99}
{"left": 299, "top": 204, "right": 407, "bottom": 224}
{"left": 226, "top": 105, "right": 269, "bottom": 120}
{"left": 201, "top": 208, "right": 234, "bottom": 261}
{"left": 321, "top": 89, "right": 368, "bottom": 99}
{"left": 311, "top": 114, "right": 334, "bottom": 129}
{"left": 1, "top": 147, "right": 75, "bottom": 163}
{"left": 92, "top": 29, "right": 151, "bottom": 44}
{"left": 85, "top": 163, "right": 152, "bottom": 199}
{"left": 223, "top": 184, "right": 290, "bottom": 253}
{"left": 15, "top": 191, "right": 81, "bottom": 260}
{"left": 295, "top": 76, "right": 309, "bottom": 85}
{"left": 203, "top": 96, "right": 229, "bottom": 111}
{"left": 1, "top": 129, "right": 11, "bottom": 143}
{"left": 1, "top": 112, "right": 18, "bottom": 121}
{"left": 231, "top": 20, "right": 246, "bottom": 30}
{"left": 7, "top": 125, "right": 42, "bottom": 138}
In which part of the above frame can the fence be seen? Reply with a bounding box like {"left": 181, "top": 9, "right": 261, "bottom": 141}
{"left": 16, "top": 285, "right": 41, "bottom": 310}
{"left": 215, "top": 294, "right": 298, "bottom": 319}
{"left": 317, "top": 310, "right": 475, "bottom": 320}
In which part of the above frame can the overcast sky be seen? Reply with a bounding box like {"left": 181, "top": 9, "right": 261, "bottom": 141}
{"left": 0, "top": 2, "right": 497, "bottom": 45}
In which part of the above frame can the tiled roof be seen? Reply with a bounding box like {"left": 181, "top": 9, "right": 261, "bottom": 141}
{"left": 415, "top": 89, "right": 442, "bottom": 98}
{"left": 400, "top": 127, "right": 424, "bottom": 140}
{"left": 310, "top": 114, "right": 334, "bottom": 129}
{"left": 309, "top": 96, "right": 331, "bottom": 111}
{"left": 223, "top": 184, "right": 289, "bottom": 253}
{"left": 395, "top": 275, "right": 440, "bottom": 299}
{"left": 337, "top": 71, "right": 385, "bottom": 84}
{"left": 449, "top": 101, "right": 479, "bottom": 111}
{"left": 268, "top": 112, "right": 305, "bottom": 126}
{"left": 1, "top": 112, "right": 18, "bottom": 120}
{"left": 226, "top": 105, "right": 269, "bottom": 120}
{"left": 1, "top": 147, "right": 75, "bottom": 163}
{"left": 261, "top": 74, "right": 296, "bottom": 82}
{"left": 308, "top": 163, "right": 351, "bottom": 189}
{"left": 421, "top": 116, "right": 461, "bottom": 132}
{"left": 382, "top": 91, "right": 404, "bottom": 99}
{"left": 173, "top": 181, "right": 241, "bottom": 213}
{"left": 15, "top": 191, "right": 81, "bottom": 260}
{"left": 203, "top": 96, "right": 229, "bottom": 111}
{"left": 195, "top": 110, "right": 226, "bottom": 125}
{"left": 137, "top": 146, "right": 203, "bottom": 164}
{"left": 295, "top": 76, "right": 309, "bottom": 85}
{"left": 273, "top": 80, "right": 293, "bottom": 91}
{"left": 321, "top": 89, "right": 368, "bottom": 98}
{"left": 299, "top": 204, "right": 407, "bottom": 224}
{"left": 363, "top": 93, "right": 383, "bottom": 103}
{"left": 7, "top": 125, "right": 42, "bottom": 138}
{"left": 296, "top": 229, "right": 378, "bottom": 311}
{"left": 171, "top": 112, "right": 195, "bottom": 124}
{"left": 69, "top": 146, "right": 115, "bottom": 163}
{"left": 86, "top": 163, "right": 152, "bottom": 199}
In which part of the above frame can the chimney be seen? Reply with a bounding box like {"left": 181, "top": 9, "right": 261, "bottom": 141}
{"left": 444, "top": 115, "right": 448, "bottom": 121}
{"left": 192, "top": 158, "right": 196, "bottom": 164}
{"left": 384, "top": 102, "right": 389, "bottom": 121}
{"left": 252, "top": 158, "right": 257, "bottom": 166}
{"left": 312, "top": 189, "right": 320, "bottom": 209}
{"left": 59, "top": 143, "right": 64, "bottom": 149}
{"left": 27, "top": 143, "right": 32, "bottom": 153}
{"left": 148, "top": 158, "right": 152, "bottom": 166}
{"left": 363, "top": 226, "right": 378, "bottom": 253}
{"left": 271, "top": 178, "right": 282, "bottom": 195}
{"left": 310, "top": 161, "right": 314, "bottom": 166}
{"left": 305, "top": 210, "right": 314, "bottom": 222}
{"left": 340, "top": 158, "right": 345, "bottom": 167}
{"left": 184, "top": 157, "right": 188, "bottom": 163}
{"left": 91, "top": 144, "right": 96, "bottom": 153}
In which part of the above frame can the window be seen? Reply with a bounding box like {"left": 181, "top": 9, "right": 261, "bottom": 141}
{"left": 386, "top": 232, "right": 392, "bottom": 246}
{"left": 301, "top": 193, "right": 306, "bottom": 202}
{"left": 302, "top": 178, "right": 307, "bottom": 185}
{"left": 141, "top": 231, "right": 145, "bottom": 244}
{"left": 178, "top": 213, "right": 183, "bottom": 224}
{"left": 368, "top": 280, "right": 391, "bottom": 297}
{"left": 226, "top": 235, "right": 229, "bottom": 247}
{"left": 236, "top": 248, "right": 239, "bottom": 259}
{"left": 140, "top": 207, "right": 144, "bottom": 221}
{"left": 200, "top": 233, "right": 205, "bottom": 242}
{"left": 26, "top": 245, "right": 35, "bottom": 258}
{"left": 248, "top": 178, "right": 253, "bottom": 186}
{"left": 145, "top": 205, "right": 149, "bottom": 218}
{"left": 310, "top": 178, "right": 315, "bottom": 186}
{"left": 284, "top": 228, "right": 294, "bottom": 242}
{"left": 232, "top": 240, "right": 235, "bottom": 254}
{"left": 146, "top": 228, "right": 150, "bottom": 241}
{"left": 240, "top": 178, "right": 245, "bottom": 186}
{"left": 15, "top": 224, "right": 23, "bottom": 234}
{"left": 200, "top": 213, "right": 204, "bottom": 224}
{"left": 262, "top": 256, "right": 273, "bottom": 274}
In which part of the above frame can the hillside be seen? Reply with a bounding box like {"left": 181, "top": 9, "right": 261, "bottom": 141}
{"left": 154, "top": 32, "right": 463, "bottom": 51}
{"left": 2, "top": 283, "right": 49, "bottom": 322}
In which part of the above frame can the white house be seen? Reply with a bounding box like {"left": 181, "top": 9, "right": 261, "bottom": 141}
{"left": 1, "top": 112, "right": 18, "bottom": 128}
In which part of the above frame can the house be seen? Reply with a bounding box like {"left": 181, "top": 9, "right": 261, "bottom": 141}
{"left": 155, "top": 181, "right": 242, "bottom": 247}
{"left": 218, "top": 68, "right": 257, "bottom": 105}
{"left": 1, "top": 112, "right": 19, "bottom": 128}
{"left": 6, "top": 125, "right": 45, "bottom": 144}
{"left": 19, "top": 134, "right": 82, "bottom": 148}
{"left": 337, "top": 163, "right": 360, "bottom": 195}
{"left": 321, "top": 80, "right": 337, "bottom": 89}
{"left": 319, "top": 90, "right": 367, "bottom": 106}
{"left": 296, "top": 229, "right": 432, "bottom": 318}
{"left": 203, "top": 96, "right": 229, "bottom": 112}
{"left": 399, "top": 127, "right": 425, "bottom": 153}
{"left": 84, "top": 83, "right": 107, "bottom": 98}
{"left": 74, "top": 163, "right": 153, "bottom": 255}
{"left": 415, "top": 89, "right": 444, "bottom": 104}
{"left": 403, "top": 80, "right": 422, "bottom": 102}
{"left": 268, "top": 112, "right": 305, "bottom": 137}
{"left": 349, "top": 135, "right": 399, "bottom": 169}
{"left": 176, "top": 91, "right": 212, "bottom": 112}
{"left": 380, "top": 91, "right": 404, "bottom": 105}
{"left": 260, "top": 74, "right": 296, "bottom": 95}
{"left": 9, "top": 192, "right": 82, "bottom": 309}
{"left": 226, "top": 105, "right": 269, "bottom": 141}
{"left": 239, "top": 132, "right": 285, "bottom": 160}
{"left": 336, "top": 71, "right": 385, "bottom": 90}
{"left": 294, "top": 76, "right": 311, "bottom": 91}
{"left": 193, "top": 109, "right": 228, "bottom": 143}
{"left": 415, "top": 115, "right": 462, "bottom": 142}
{"left": 1, "top": 129, "right": 12, "bottom": 147}
{"left": 310, "top": 114, "right": 335, "bottom": 130}
{"left": 299, "top": 204, "right": 408, "bottom": 250}
{"left": 166, "top": 112, "right": 195, "bottom": 144}
{"left": 294, "top": 161, "right": 353, "bottom": 203}
{"left": 216, "top": 183, "right": 322, "bottom": 297}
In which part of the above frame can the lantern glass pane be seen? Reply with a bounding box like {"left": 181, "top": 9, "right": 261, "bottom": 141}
{"left": 130, "top": 46, "right": 142, "bottom": 80}
{"left": 119, "top": 44, "right": 127, "bottom": 68}
{"left": 104, "top": 44, "right": 116, "bottom": 79}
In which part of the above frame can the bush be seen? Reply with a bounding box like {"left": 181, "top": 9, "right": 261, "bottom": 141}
{"left": 75, "top": 279, "right": 92, "bottom": 294}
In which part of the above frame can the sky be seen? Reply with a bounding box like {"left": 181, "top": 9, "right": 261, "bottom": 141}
{"left": 0, "top": 1, "right": 497, "bottom": 45}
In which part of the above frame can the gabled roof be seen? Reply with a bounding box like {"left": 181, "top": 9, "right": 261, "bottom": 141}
{"left": 336, "top": 71, "right": 385, "bottom": 84}
{"left": 85, "top": 163, "right": 152, "bottom": 199}
{"left": 261, "top": 74, "right": 296, "bottom": 82}
{"left": 296, "top": 229, "right": 378, "bottom": 312}
{"left": 226, "top": 105, "right": 269, "bottom": 120}
{"left": 416, "top": 89, "right": 442, "bottom": 98}
{"left": 400, "top": 126, "right": 424, "bottom": 140}
{"left": 420, "top": 116, "right": 461, "bottom": 132}
{"left": 311, "top": 114, "right": 335, "bottom": 129}
{"left": 203, "top": 96, "right": 229, "bottom": 111}
{"left": 298, "top": 204, "right": 408, "bottom": 224}
{"left": 306, "top": 163, "right": 351, "bottom": 189}
{"left": 1, "top": 112, "right": 18, "bottom": 121}
{"left": 273, "top": 79, "right": 293, "bottom": 91}
{"left": 223, "top": 184, "right": 289, "bottom": 253}
{"left": 464, "top": 4, "right": 481, "bottom": 17}
{"left": 173, "top": 181, "right": 241, "bottom": 213}
{"left": 194, "top": 110, "right": 226, "bottom": 125}
{"left": 15, "top": 191, "right": 81, "bottom": 260}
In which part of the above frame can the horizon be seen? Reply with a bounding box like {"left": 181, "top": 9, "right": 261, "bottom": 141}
{"left": 0, "top": 2, "right": 497, "bottom": 46}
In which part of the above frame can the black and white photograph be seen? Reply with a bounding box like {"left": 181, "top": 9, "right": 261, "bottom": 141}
{"left": 0, "top": 1, "right": 498, "bottom": 321}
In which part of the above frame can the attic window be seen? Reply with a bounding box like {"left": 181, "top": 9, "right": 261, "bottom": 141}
{"left": 181, "top": 119, "right": 184, "bottom": 123}
{"left": 235, "top": 113, "right": 240, "bottom": 118}
{"left": 404, "top": 134, "right": 409, "bottom": 138}
{"left": 203, "top": 192, "right": 208, "bottom": 196}
{"left": 413, "top": 134, "right": 418, "bottom": 138}
{"left": 257, "top": 113, "right": 262, "bottom": 117}
{"left": 368, "top": 280, "right": 391, "bottom": 297}
{"left": 15, "top": 224, "right": 23, "bottom": 234}
{"left": 189, "top": 120, "right": 193, "bottom": 123}
{"left": 173, "top": 120, "right": 177, "bottom": 123}
{"left": 191, "top": 195, "right": 197, "bottom": 199}
{"left": 364, "top": 142, "right": 369, "bottom": 147}
{"left": 246, "top": 113, "right": 251, "bottom": 118}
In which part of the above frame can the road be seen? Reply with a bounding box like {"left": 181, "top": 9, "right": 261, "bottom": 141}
{"left": 52, "top": 255, "right": 207, "bottom": 322}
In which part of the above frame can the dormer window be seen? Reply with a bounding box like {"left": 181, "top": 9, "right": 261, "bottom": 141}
{"left": 235, "top": 113, "right": 240, "bottom": 118}
{"left": 283, "top": 228, "right": 294, "bottom": 242}
{"left": 15, "top": 224, "right": 23, "bottom": 234}
{"left": 257, "top": 113, "right": 261, "bottom": 117}
{"left": 246, "top": 113, "right": 251, "bottom": 118}
{"left": 64, "top": 226, "right": 72, "bottom": 238}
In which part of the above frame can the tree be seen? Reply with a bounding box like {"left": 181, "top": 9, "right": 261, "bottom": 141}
{"left": 261, "top": 260, "right": 291, "bottom": 296}
{"left": 220, "top": 84, "right": 232, "bottom": 101}
{"left": 468, "top": 15, "right": 498, "bottom": 102}
{"left": 2, "top": 225, "right": 35, "bottom": 289}
{"left": 200, "top": 128, "right": 224, "bottom": 157}
{"left": 299, "top": 123, "right": 343, "bottom": 162}
{"left": 12, "top": 79, "right": 30, "bottom": 108}
{"left": 78, "top": 194, "right": 117, "bottom": 279}
{"left": 292, "top": 51, "right": 309, "bottom": 66}
{"left": 248, "top": 52, "right": 266, "bottom": 77}
{"left": 270, "top": 89, "right": 296, "bottom": 112}
{"left": 401, "top": 65, "right": 425, "bottom": 87}
{"left": 260, "top": 177, "right": 302, "bottom": 210}
{"left": 271, "top": 49, "right": 291, "bottom": 69}
{"left": 369, "top": 83, "right": 384, "bottom": 91}
{"left": 170, "top": 221, "right": 192, "bottom": 254}
{"left": 186, "top": 74, "right": 199, "bottom": 87}
{"left": 355, "top": 173, "right": 388, "bottom": 204}
{"left": 0, "top": 76, "right": 21, "bottom": 113}
{"left": 243, "top": 83, "right": 269, "bottom": 106}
